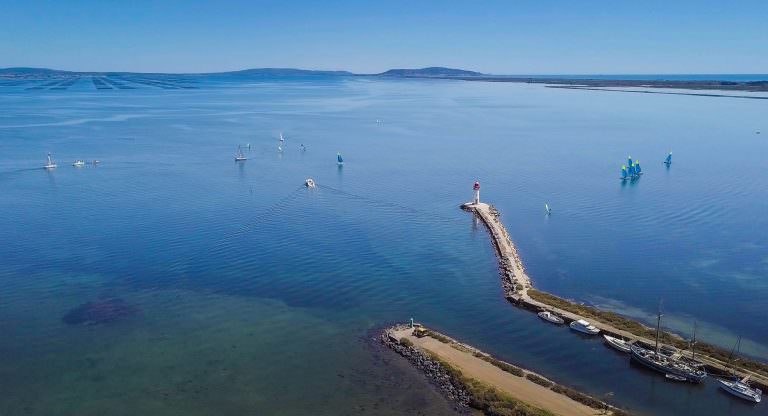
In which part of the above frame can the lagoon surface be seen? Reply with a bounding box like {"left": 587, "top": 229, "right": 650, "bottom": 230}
{"left": 1, "top": 76, "right": 766, "bottom": 415}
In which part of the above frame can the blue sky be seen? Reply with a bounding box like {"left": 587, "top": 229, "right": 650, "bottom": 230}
{"left": 1, "top": 0, "right": 766, "bottom": 74}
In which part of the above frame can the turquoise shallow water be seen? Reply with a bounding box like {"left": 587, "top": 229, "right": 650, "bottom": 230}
{"left": 0, "top": 76, "right": 767, "bottom": 415}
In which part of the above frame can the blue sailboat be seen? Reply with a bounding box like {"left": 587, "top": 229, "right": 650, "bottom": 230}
{"left": 337, "top": 152, "right": 344, "bottom": 166}
{"left": 620, "top": 157, "right": 643, "bottom": 180}
{"left": 664, "top": 152, "right": 672, "bottom": 165}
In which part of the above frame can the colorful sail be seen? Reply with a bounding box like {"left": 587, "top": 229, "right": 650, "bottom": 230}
{"left": 635, "top": 161, "right": 642, "bottom": 175}
{"left": 628, "top": 156, "right": 633, "bottom": 168}
{"left": 621, "top": 165, "right": 628, "bottom": 179}
{"left": 665, "top": 152, "right": 672, "bottom": 164}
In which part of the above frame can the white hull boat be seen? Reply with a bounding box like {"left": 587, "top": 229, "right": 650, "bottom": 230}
{"left": 719, "top": 378, "right": 762, "bottom": 403}
{"left": 235, "top": 146, "right": 247, "bottom": 161}
{"left": 665, "top": 374, "right": 688, "bottom": 382}
{"left": 73, "top": 160, "right": 85, "bottom": 167}
{"left": 537, "top": 311, "right": 564, "bottom": 325}
{"left": 570, "top": 319, "right": 600, "bottom": 335}
{"left": 44, "top": 153, "right": 57, "bottom": 169}
{"left": 305, "top": 178, "right": 316, "bottom": 188}
{"left": 603, "top": 334, "right": 631, "bottom": 353}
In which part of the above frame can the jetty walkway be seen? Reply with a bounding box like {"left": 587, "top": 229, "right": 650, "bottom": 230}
{"left": 461, "top": 201, "right": 768, "bottom": 390}
{"left": 390, "top": 325, "right": 605, "bottom": 416}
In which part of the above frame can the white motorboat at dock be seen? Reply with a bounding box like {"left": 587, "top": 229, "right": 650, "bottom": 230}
{"left": 537, "top": 311, "right": 564, "bottom": 325}
{"left": 569, "top": 319, "right": 600, "bottom": 335}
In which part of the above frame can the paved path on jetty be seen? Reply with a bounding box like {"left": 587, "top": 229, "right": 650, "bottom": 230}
{"left": 394, "top": 327, "right": 601, "bottom": 416}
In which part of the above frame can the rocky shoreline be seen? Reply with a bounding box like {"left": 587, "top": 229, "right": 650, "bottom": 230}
{"left": 379, "top": 324, "right": 471, "bottom": 412}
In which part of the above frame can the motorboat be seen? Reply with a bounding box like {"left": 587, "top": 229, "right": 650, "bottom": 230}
{"left": 719, "top": 377, "right": 762, "bottom": 403}
{"left": 570, "top": 319, "right": 600, "bottom": 335}
{"left": 72, "top": 160, "right": 85, "bottom": 167}
{"left": 603, "top": 334, "right": 631, "bottom": 353}
{"left": 537, "top": 311, "right": 564, "bottom": 325}
{"left": 305, "top": 178, "right": 316, "bottom": 188}
{"left": 44, "top": 153, "right": 57, "bottom": 169}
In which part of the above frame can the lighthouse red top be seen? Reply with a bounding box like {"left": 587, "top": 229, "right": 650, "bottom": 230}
{"left": 473, "top": 181, "right": 480, "bottom": 190}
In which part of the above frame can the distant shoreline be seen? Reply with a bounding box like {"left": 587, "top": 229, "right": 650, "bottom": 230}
{"left": 398, "top": 75, "right": 768, "bottom": 95}
{"left": 3, "top": 67, "right": 767, "bottom": 96}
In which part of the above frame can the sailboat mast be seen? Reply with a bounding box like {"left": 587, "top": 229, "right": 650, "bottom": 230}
{"left": 655, "top": 310, "right": 662, "bottom": 354}
{"left": 691, "top": 322, "right": 697, "bottom": 360}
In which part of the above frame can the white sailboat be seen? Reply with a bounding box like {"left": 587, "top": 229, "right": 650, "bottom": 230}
{"left": 235, "top": 146, "right": 247, "bottom": 161}
{"left": 719, "top": 376, "right": 762, "bottom": 403}
{"left": 719, "top": 337, "right": 762, "bottom": 403}
{"left": 44, "top": 153, "right": 57, "bottom": 169}
{"left": 545, "top": 203, "right": 552, "bottom": 215}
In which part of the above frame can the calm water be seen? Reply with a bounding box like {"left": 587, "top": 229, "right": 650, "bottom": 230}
{"left": 1, "top": 76, "right": 766, "bottom": 416}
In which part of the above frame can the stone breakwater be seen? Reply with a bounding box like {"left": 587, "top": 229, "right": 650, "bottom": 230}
{"left": 461, "top": 202, "right": 530, "bottom": 300}
{"left": 380, "top": 325, "right": 471, "bottom": 410}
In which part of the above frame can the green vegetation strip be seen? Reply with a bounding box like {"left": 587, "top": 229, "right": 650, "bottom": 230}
{"left": 527, "top": 289, "right": 768, "bottom": 378}
{"left": 525, "top": 373, "right": 554, "bottom": 388}
{"left": 473, "top": 351, "right": 525, "bottom": 377}
{"left": 426, "top": 351, "right": 557, "bottom": 416}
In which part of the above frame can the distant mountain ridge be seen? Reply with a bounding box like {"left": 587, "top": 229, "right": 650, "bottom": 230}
{"left": 0, "top": 66, "right": 482, "bottom": 77}
{"left": 220, "top": 68, "right": 354, "bottom": 76}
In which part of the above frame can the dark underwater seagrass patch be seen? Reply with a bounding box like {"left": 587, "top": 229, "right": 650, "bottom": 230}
{"left": 62, "top": 298, "right": 139, "bottom": 325}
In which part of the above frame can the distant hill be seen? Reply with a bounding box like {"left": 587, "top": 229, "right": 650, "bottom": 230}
{"left": 0, "top": 66, "right": 484, "bottom": 78}
{"left": 219, "top": 68, "right": 354, "bottom": 77}
{"left": 0, "top": 67, "right": 72, "bottom": 75}
{"left": 377, "top": 67, "right": 483, "bottom": 77}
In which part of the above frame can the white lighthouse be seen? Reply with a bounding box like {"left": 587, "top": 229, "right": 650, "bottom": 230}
{"left": 473, "top": 181, "right": 480, "bottom": 205}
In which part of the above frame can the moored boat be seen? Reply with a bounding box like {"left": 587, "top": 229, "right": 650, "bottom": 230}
{"left": 603, "top": 334, "right": 631, "bottom": 353}
{"left": 570, "top": 319, "right": 600, "bottom": 335}
{"left": 718, "top": 337, "right": 762, "bottom": 403}
{"left": 665, "top": 373, "right": 687, "bottom": 382}
{"left": 718, "top": 378, "right": 762, "bottom": 403}
{"left": 630, "top": 343, "right": 706, "bottom": 383}
{"left": 629, "top": 308, "right": 707, "bottom": 383}
{"left": 537, "top": 311, "right": 564, "bottom": 325}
